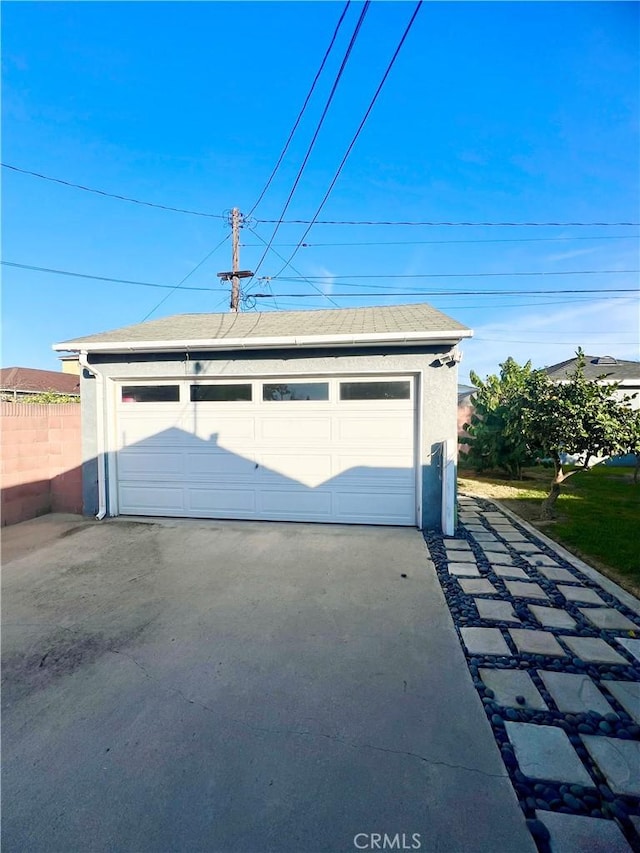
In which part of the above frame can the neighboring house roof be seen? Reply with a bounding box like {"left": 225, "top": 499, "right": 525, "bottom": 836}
{"left": 0, "top": 366, "right": 80, "bottom": 395}
{"left": 53, "top": 304, "right": 473, "bottom": 354}
{"left": 545, "top": 356, "right": 640, "bottom": 382}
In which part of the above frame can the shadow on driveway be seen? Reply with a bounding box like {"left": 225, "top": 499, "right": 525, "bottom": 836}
{"left": 2, "top": 516, "right": 533, "bottom": 852}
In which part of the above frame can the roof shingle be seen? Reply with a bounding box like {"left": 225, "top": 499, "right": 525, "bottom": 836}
{"left": 55, "top": 303, "right": 471, "bottom": 350}
{"left": 0, "top": 367, "right": 80, "bottom": 394}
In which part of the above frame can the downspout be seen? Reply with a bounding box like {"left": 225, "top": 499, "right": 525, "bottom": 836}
{"left": 78, "top": 352, "right": 107, "bottom": 520}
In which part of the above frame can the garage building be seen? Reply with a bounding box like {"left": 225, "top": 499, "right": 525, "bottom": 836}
{"left": 54, "top": 303, "right": 472, "bottom": 530}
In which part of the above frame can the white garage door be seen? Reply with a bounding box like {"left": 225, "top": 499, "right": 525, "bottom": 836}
{"left": 115, "top": 376, "right": 417, "bottom": 525}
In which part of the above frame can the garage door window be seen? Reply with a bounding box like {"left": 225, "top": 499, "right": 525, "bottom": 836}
{"left": 263, "top": 382, "right": 329, "bottom": 401}
{"left": 190, "top": 384, "right": 252, "bottom": 402}
{"left": 339, "top": 381, "right": 410, "bottom": 400}
{"left": 121, "top": 385, "right": 180, "bottom": 403}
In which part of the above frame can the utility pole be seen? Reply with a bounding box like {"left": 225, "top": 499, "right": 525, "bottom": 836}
{"left": 217, "top": 208, "right": 254, "bottom": 312}
{"left": 230, "top": 207, "right": 240, "bottom": 312}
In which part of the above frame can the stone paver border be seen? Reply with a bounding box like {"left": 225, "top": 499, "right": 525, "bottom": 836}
{"left": 423, "top": 492, "right": 640, "bottom": 852}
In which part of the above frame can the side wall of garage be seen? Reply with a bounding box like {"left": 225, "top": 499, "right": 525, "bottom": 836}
{"left": 80, "top": 345, "right": 459, "bottom": 529}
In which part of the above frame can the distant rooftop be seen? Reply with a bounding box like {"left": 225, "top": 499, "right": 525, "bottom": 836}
{"left": 0, "top": 366, "right": 80, "bottom": 395}
{"left": 54, "top": 303, "right": 472, "bottom": 353}
{"left": 545, "top": 355, "right": 640, "bottom": 382}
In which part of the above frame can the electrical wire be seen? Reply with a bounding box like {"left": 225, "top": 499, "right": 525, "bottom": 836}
{"left": 274, "top": 269, "right": 640, "bottom": 283}
{"left": 246, "top": 226, "right": 339, "bottom": 307}
{"left": 3, "top": 261, "right": 214, "bottom": 291}
{"left": 242, "top": 234, "right": 640, "bottom": 248}
{"left": 250, "top": 289, "right": 638, "bottom": 298}
{"left": 5, "top": 163, "right": 637, "bottom": 229}
{"left": 250, "top": 1, "right": 372, "bottom": 280}
{"left": 1, "top": 163, "right": 225, "bottom": 219}
{"left": 247, "top": 1, "right": 351, "bottom": 217}
{"left": 256, "top": 218, "right": 640, "bottom": 227}
{"left": 270, "top": 1, "right": 423, "bottom": 278}
{"left": 140, "top": 233, "right": 231, "bottom": 321}
{"left": 5, "top": 260, "right": 637, "bottom": 299}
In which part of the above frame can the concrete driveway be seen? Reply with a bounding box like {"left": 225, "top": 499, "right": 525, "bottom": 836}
{"left": 2, "top": 516, "right": 532, "bottom": 853}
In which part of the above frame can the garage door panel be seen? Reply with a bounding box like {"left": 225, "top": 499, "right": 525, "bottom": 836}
{"left": 184, "top": 451, "right": 258, "bottom": 477}
{"left": 119, "top": 484, "right": 185, "bottom": 513}
{"left": 336, "top": 416, "right": 413, "bottom": 442}
{"left": 335, "top": 491, "right": 416, "bottom": 521}
{"left": 188, "top": 488, "right": 256, "bottom": 513}
{"left": 118, "top": 417, "right": 189, "bottom": 448}
{"left": 260, "top": 418, "right": 332, "bottom": 441}
{"left": 258, "top": 488, "right": 332, "bottom": 517}
{"left": 191, "top": 416, "right": 257, "bottom": 442}
{"left": 118, "top": 450, "right": 184, "bottom": 478}
{"left": 116, "top": 376, "right": 417, "bottom": 526}
{"left": 259, "top": 453, "right": 332, "bottom": 487}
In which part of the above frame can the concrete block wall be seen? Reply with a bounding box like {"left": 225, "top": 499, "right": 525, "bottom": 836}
{"left": 1, "top": 403, "right": 82, "bottom": 526}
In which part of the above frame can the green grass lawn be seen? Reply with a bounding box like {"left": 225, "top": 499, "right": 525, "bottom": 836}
{"left": 458, "top": 465, "right": 640, "bottom": 597}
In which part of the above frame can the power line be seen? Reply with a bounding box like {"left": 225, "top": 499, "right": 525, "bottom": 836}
{"left": 2, "top": 261, "right": 213, "bottom": 291}
{"left": 5, "top": 162, "right": 637, "bottom": 229}
{"left": 251, "top": 288, "right": 638, "bottom": 298}
{"left": 242, "top": 234, "right": 640, "bottom": 247}
{"left": 270, "top": 1, "right": 423, "bottom": 279}
{"left": 2, "top": 163, "right": 225, "bottom": 219}
{"left": 140, "top": 233, "right": 231, "bottom": 321}
{"left": 5, "top": 260, "right": 637, "bottom": 298}
{"left": 246, "top": 226, "right": 339, "bottom": 307}
{"left": 247, "top": 1, "right": 351, "bottom": 217}
{"left": 251, "top": 1, "right": 372, "bottom": 280}
{"left": 256, "top": 218, "right": 640, "bottom": 227}
{"left": 275, "top": 269, "right": 639, "bottom": 282}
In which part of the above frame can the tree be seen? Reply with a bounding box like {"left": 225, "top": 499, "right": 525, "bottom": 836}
{"left": 460, "top": 357, "right": 539, "bottom": 479}
{"left": 518, "top": 349, "right": 637, "bottom": 517}
{"left": 461, "top": 350, "right": 638, "bottom": 518}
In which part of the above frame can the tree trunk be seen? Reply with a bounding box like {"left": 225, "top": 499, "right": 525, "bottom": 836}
{"left": 540, "top": 455, "right": 566, "bottom": 519}
{"left": 540, "top": 480, "right": 562, "bottom": 519}
{"left": 634, "top": 455, "right": 639, "bottom": 486}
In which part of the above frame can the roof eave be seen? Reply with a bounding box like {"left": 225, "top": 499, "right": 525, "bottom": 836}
{"left": 53, "top": 328, "right": 474, "bottom": 355}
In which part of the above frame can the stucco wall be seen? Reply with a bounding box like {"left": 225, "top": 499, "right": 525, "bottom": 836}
{"left": 82, "top": 346, "right": 459, "bottom": 529}
{"left": 1, "top": 402, "right": 82, "bottom": 525}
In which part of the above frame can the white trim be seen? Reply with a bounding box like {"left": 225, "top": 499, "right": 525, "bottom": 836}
{"left": 415, "top": 370, "right": 424, "bottom": 528}
{"left": 105, "top": 377, "right": 119, "bottom": 517}
{"left": 53, "top": 328, "right": 473, "bottom": 354}
{"left": 79, "top": 352, "right": 107, "bottom": 520}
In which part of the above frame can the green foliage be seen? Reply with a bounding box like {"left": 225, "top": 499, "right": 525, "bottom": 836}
{"left": 460, "top": 357, "right": 539, "bottom": 478}
{"left": 4, "top": 391, "right": 80, "bottom": 404}
{"left": 461, "top": 349, "right": 639, "bottom": 507}
{"left": 520, "top": 349, "right": 636, "bottom": 468}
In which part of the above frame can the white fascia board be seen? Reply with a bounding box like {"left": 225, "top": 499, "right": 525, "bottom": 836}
{"left": 52, "top": 328, "right": 474, "bottom": 354}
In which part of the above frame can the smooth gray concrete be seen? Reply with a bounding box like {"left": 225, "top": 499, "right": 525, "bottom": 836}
{"left": 2, "top": 516, "right": 534, "bottom": 853}
{"left": 579, "top": 607, "right": 638, "bottom": 631}
{"left": 581, "top": 737, "right": 640, "bottom": 796}
{"left": 538, "top": 671, "right": 615, "bottom": 716}
{"left": 474, "top": 599, "right": 520, "bottom": 623}
{"left": 604, "top": 681, "right": 640, "bottom": 724}
{"left": 535, "top": 811, "right": 632, "bottom": 853}
{"left": 509, "top": 629, "right": 567, "bottom": 657}
{"left": 561, "top": 636, "right": 628, "bottom": 665}
{"left": 505, "top": 724, "right": 593, "bottom": 786}
{"left": 479, "top": 669, "right": 547, "bottom": 711}
{"left": 527, "top": 605, "right": 577, "bottom": 630}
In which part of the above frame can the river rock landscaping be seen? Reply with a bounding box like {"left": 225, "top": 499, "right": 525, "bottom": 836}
{"left": 424, "top": 493, "right": 640, "bottom": 853}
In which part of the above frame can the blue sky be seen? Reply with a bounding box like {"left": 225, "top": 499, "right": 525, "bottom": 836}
{"left": 2, "top": 0, "right": 638, "bottom": 383}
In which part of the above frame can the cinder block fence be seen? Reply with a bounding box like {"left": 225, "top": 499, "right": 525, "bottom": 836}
{"left": 1, "top": 403, "right": 82, "bottom": 526}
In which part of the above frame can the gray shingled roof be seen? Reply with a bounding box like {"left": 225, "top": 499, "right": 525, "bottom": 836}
{"left": 56, "top": 303, "right": 471, "bottom": 349}
{"left": 545, "top": 355, "right": 640, "bottom": 381}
